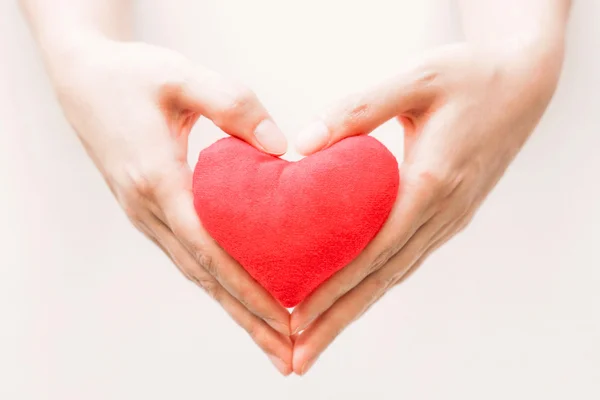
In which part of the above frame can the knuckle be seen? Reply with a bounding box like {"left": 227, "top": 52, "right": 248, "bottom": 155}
{"left": 371, "top": 272, "right": 396, "bottom": 293}
{"left": 121, "top": 164, "right": 166, "bottom": 199}
{"left": 335, "top": 93, "right": 372, "bottom": 131}
{"left": 363, "top": 259, "right": 381, "bottom": 277}
{"left": 345, "top": 94, "right": 371, "bottom": 121}
{"left": 217, "top": 83, "right": 258, "bottom": 123}
{"left": 413, "top": 68, "right": 441, "bottom": 89}
{"left": 122, "top": 201, "right": 143, "bottom": 223}
{"left": 408, "top": 167, "right": 460, "bottom": 202}
{"left": 192, "top": 275, "right": 222, "bottom": 301}
{"left": 366, "top": 245, "right": 398, "bottom": 277}
{"left": 196, "top": 251, "right": 219, "bottom": 278}
{"left": 420, "top": 169, "right": 452, "bottom": 195}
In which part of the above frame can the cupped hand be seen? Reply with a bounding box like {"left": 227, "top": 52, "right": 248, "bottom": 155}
{"left": 54, "top": 37, "right": 293, "bottom": 375}
{"left": 291, "top": 41, "right": 565, "bottom": 375}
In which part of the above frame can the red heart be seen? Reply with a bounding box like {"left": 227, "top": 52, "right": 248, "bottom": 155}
{"left": 192, "top": 136, "right": 399, "bottom": 307}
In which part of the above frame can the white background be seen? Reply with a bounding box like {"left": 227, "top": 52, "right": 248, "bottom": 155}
{"left": 1, "top": 0, "right": 598, "bottom": 399}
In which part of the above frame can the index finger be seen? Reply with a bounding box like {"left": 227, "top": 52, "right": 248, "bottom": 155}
{"left": 174, "top": 65, "right": 287, "bottom": 156}
{"left": 295, "top": 59, "right": 439, "bottom": 155}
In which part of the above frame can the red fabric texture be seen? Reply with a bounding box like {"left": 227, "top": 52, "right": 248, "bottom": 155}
{"left": 192, "top": 136, "right": 399, "bottom": 307}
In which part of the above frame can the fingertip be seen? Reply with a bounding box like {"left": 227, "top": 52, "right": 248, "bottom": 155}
{"left": 292, "top": 344, "right": 318, "bottom": 376}
{"left": 268, "top": 354, "right": 293, "bottom": 376}
{"left": 295, "top": 120, "right": 330, "bottom": 155}
{"left": 254, "top": 119, "right": 288, "bottom": 155}
{"left": 300, "top": 357, "right": 317, "bottom": 376}
{"left": 292, "top": 344, "right": 308, "bottom": 375}
{"left": 268, "top": 333, "right": 294, "bottom": 376}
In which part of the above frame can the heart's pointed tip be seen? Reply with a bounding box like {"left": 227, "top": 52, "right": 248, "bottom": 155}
{"left": 279, "top": 298, "right": 301, "bottom": 309}
{"left": 295, "top": 120, "right": 330, "bottom": 155}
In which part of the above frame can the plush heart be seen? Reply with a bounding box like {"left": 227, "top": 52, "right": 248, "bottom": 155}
{"left": 192, "top": 136, "right": 399, "bottom": 307}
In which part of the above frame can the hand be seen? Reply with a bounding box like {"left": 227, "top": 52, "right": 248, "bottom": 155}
{"left": 53, "top": 36, "right": 293, "bottom": 375}
{"left": 290, "top": 41, "right": 565, "bottom": 374}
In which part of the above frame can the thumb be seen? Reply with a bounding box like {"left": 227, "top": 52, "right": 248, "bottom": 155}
{"left": 176, "top": 66, "right": 287, "bottom": 155}
{"left": 295, "top": 66, "right": 438, "bottom": 156}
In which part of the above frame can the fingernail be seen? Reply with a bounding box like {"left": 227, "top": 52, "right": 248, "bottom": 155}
{"left": 295, "top": 120, "right": 330, "bottom": 155}
{"left": 254, "top": 119, "right": 287, "bottom": 155}
{"left": 300, "top": 357, "right": 318, "bottom": 376}
{"left": 268, "top": 355, "right": 291, "bottom": 376}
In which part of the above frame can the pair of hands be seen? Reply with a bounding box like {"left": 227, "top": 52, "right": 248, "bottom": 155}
{"left": 53, "top": 35, "right": 563, "bottom": 376}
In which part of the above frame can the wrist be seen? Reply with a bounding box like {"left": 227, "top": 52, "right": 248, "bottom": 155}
{"left": 40, "top": 29, "right": 113, "bottom": 89}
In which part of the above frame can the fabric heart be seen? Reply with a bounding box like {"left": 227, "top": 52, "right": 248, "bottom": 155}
{"left": 192, "top": 136, "right": 399, "bottom": 307}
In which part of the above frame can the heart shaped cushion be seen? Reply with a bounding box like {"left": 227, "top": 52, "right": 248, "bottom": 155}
{"left": 192, "top": 136, "right": 399, "bottom": 307}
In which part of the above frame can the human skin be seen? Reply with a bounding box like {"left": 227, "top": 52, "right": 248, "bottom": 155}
{"left": 19, "top": 0, "right": 293, "bottom": 375}
{"left": 20, "top": 0, "right": 572, "bottom": 378}
{"left": 291, "top": 0, "right": 571, "bottom": 375}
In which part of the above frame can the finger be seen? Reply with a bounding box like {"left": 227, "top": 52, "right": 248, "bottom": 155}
{"left": 170, "top": 66, "right": 287, "bottom": 155}
{"left": 292, "top": 213, "right": 447, "bottom": 375}
{"left": 133, "top": 218, "right": 170, "bottom": 255}
{"left": 290, "top": 173, "right": 437, "bottom": 335}
{"left": 295, "top": 62, "right": 439, "bottom": 155}
{"left": 391, "top": 227, "right": 451, "bottom": 289}
{"left": 376, "top": 199, "right": 473, "bottom": 292}
{"left": 135, "top": 212, "right": 203, "bottom": 280}
{"left": 155, "top": 181, "right": 291, "bottom": 336}
{"left": 147, "top": 214, "right": 293, "bottom": 375}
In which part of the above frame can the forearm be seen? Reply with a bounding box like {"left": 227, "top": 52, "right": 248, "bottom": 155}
{"left": 19, "top": 0, "right": 131, "bottom": 79}
{"left": 459, "top": 0, "right": 571, "bottom": 45}
{"left": 20, "top": 0, "right": 131, "bottom": 44}
{"left": 459, "top": 0, "right": 571, "bottom": 91}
